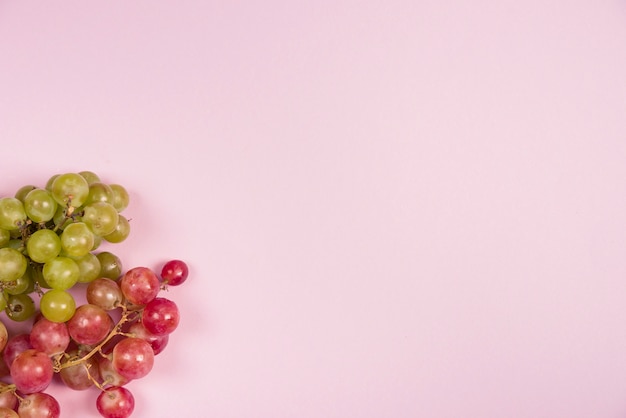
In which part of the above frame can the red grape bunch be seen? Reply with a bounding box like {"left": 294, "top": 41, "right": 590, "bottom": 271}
{"left": 0, "top": 172, "right": 190, "bottom": 417}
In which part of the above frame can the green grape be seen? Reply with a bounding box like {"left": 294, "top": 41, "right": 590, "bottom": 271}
{"left": 22, "top": 266, "right": 37, "bottom": 294}
{"left": 0, "top": 228, "right": 9, "bottom": 247}
{"left": 50, "top": 172, "right": 90, "bottom": 207}
{"left": 4, "top": 267, "right": 34, "bottom": 295}
{"left": 40, "top": 289, "right": 76, "bottom": 322}
{"left": 0, "top": 295, "right": 7, "bottom": 311}
{"left": 97, "top": 251, "right": 122, "bottom": 280}
{"left": 0, "top": 197, "right": 27, "bottom": 231}
{"left": 74, "top": 252, "right": 101, "bottom": 283}
{"left": 103, "top": 214, "right": 130, "bottom": 243}
{"left": 26, "top": 229, "right": 62, "bottom": 263}
{"left": 23, "top": 188, "right": 58, "bottom": 223}
{"left": 32, "top": 264, "right": 52, "bottom": 289}
{"left": 79, "top": 170, "right": 101, "bottom": 185}
{"left": 82, "top": 202, "right": 118, "bottom": 236}
{"left": 45, "top": 174, "right": 60, "bottom": 191}
{"left": 92, "top": 234, "right": 102, "bottom": 251}
{"left": 5, "top": 239, "right": 24, "bottom": 251}
{"left": 42, "top": 256, "right": 80, "bottom": 290}
{"left": 0, "top": 248, "right": 28, "bottom": 282}
{"left": 14, "top": 185, "right": 36, "bottom": 202}
{"left": 85, "top": 182, "right": 113, "bottom": 205}
{"left": 60, "top": 222, "right": 94, "bottom": 257}
{"left": 5, "top": 293, "right": 36, "bottom": 322}
{"left": 109, "top": 184, "right": 130, "bottom": 212}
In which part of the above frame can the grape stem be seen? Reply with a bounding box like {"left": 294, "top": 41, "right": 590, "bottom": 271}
{"left": 53, "top": 304, "right": 136, "bottom": 373}
{"left": 52, "top": 205, "right": 75, "bottom": 232}
{"left": 0, "top": 382, "right": 16, "bottom": 394}
{"left": 0, "top": 382, "right": 22, "bottom": 402}
{"left": 84, "top": 361, "right": 107, "bottom": 391}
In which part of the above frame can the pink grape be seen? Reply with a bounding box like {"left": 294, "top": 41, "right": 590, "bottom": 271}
{"left": 0, "top": 357, "right": 8, "bottom": 379}
{"left": 0, "top": 407, "right": 18, "bottom": 418}
{"left": 98, "top": 356, "right": 131, "bottom": 388}
{"left": 112, "top": 337, "right": 154, "bottom": 380}
{"left": 96, "top": 386, "right": 134, "bottom": 418}
{"left": 128, "top": 321, "right": 169, "bottom": 355}
{"left": 160, "top": 259, "right": 188, "bottom": 286}
{"left": 87, "top": 277, "right": 123, "bottom": 310}
{"left": 0, "top": 389, "right": 17, "bottom": 410}
{"left": 18, "top": 392, "right": 60, "bottom": 418}
{"left": 120, "top": 267, "right": 160, "bottom": 305}
{"left": 0, "top": 321, "right": 7, "bottom": 352}
{"left": 3, "top": 334, "right": 32, "bottom": 367}
{"left": 67, "top": 304, "right": 114, "bottom": 345}
{"left": 141, "top": 297, "right": 180, "bottom": 336}
{"left": 30, "top": 317, "right": 70, "bottom": 355}
{"left": 59, "top": 351, "right": 100, "bottom": 391}
{"left": 10, "top": 349, "right": 54, "bottom": 394}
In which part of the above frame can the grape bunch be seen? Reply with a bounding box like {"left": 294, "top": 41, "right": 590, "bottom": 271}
{"left": 0, "top": 172, "right": 189, "bottom": 417}
{"left": 0, "top": 171, "right": 131, "bottom": 320}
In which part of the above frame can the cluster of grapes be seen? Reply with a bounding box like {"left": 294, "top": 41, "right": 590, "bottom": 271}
{"left": 0, "top": 172, "right": 189, "bottom": 417}
{"left": 0, "top": 171, "right": 131, "bottom": 320}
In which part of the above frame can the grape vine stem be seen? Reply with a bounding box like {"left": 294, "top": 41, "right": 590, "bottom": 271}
{"left": 53, "top": 304, "right": 136, "bottom": 373}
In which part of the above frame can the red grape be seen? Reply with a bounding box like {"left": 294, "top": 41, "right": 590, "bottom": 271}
{"left": 98, "top": 355, "right": 131, "bottom": 388}
{"left": 0, "top": 389, "right": 17, "bottom": 410}
{"left": 0, "top": 407, "right": 18, "bottom": 418}
{"left": 67, "top": 304, "right": 114, "bottom": 345}
{"left": 18, "top": 392, "right": 60, "bottom": 418}
{"left": 112, "top": 337, "right": 154, "bottom": 380}
{"left": 59, "top": 351, "right": 100, "bottom": 391}
{"left": 141, "top": 297, "right": 180, "bottom": 336}
{"left": 96, "top": 386, "right": 134, "bottom": 418}
{"left": 87, "top": 277, "right": 123, "bottom": 310}
{"left": 10, "top": 349, "right": 54, "bottom": 394}
{"left": 128, "top": 321, "right": 169, "bottom": 355}
{"left": 119, "top": 267, "right": 160, "bottom": 305}
{"left": 160, "top": 259, "right": 189, "bottom": 286}
{"left": 0, "top": 321, "right": 7, "bottom": 352}
{"left": 30, "top": 317, "right": 70, "bottom": 355}
{"left": 3, "top": 334, "right": 32, "bottom": 367}
{"left": 0, "top": 357, "right": 8, "bottom": 379}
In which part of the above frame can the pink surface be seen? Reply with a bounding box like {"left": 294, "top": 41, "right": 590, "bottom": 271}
{"left": 1, "top": 1, "right": 626, "bottom": 417}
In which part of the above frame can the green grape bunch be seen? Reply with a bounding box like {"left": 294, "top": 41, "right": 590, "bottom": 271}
{"left": 0, "top": 171, "right": 129, "bottom": 322}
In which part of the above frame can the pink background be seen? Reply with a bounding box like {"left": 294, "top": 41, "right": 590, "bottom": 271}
{"left": 2, "top": 1, "right": 626, "bottom": 417}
